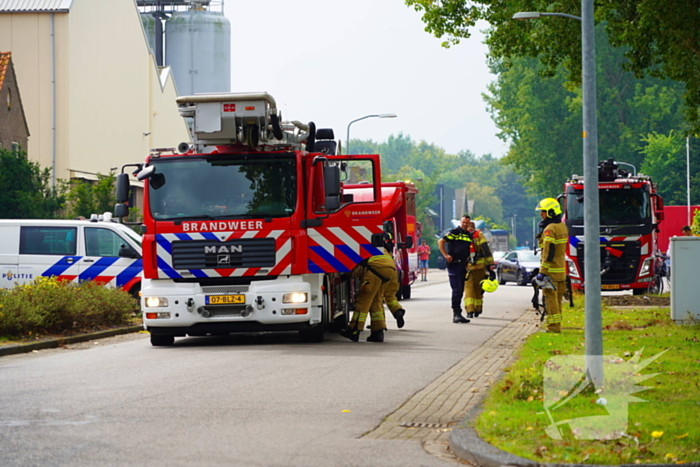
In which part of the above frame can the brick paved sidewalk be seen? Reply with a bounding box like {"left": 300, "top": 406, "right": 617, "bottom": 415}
{"left": 364, "top": 309, "right": 539, "bottom": 444}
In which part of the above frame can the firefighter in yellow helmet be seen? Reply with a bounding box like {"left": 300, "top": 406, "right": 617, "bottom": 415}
{"left": 341, "top": 234, "right": 403, "bottom": 342}
{"left": 464, "top": 221, "right": 496, "bottom": 318}
{"left": 534, "top": 198, "right": 568, "bottom": 333}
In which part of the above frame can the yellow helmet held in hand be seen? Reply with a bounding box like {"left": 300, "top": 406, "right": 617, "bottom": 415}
{"left": 481, "top": 278, "right": 499, "bottom": 293}
{"left": 535, "top": 198, "right": 562, "bottom": 217}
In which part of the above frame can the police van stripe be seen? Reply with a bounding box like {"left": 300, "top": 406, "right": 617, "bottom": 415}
{"left": 42, "top": 256, "right": 82, "bottom": 278}
{"left": 79, "top": 257, "right": 120, "bottom": 282}
{"left": 115, "top": 259, "right": 142, "bottom": 287}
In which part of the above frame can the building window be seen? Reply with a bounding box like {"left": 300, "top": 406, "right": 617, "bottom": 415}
{"left": 11, "top": 141, "right": 19, "bottom": 153}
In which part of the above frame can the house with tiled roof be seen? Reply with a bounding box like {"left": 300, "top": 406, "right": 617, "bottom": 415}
{"left": 0, "top": 51, "right": 29, "bottom": 152}
{"left": 0, "top": 0, "right": 188, "bottom": 192}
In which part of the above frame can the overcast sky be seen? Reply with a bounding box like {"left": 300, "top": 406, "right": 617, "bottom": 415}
{"left": 223, "top": 1, "right": 508, "bottom": 158}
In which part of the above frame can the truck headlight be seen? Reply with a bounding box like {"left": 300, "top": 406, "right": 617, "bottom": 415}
{"left": 639, "top": 258, "right": 652, "bottom": 277}
{"left": 145, "top": 296, "right": 169, "bottom": 308}
{"left": 282, "top": 292, "right": 307, "bottom": 304}
{"left": 567, "top": 260, "right": 579, "bottom": 278}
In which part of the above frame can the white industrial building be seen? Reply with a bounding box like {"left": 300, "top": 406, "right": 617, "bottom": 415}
{"left": 0, "top": 0, "right": 191, "bottom": 188}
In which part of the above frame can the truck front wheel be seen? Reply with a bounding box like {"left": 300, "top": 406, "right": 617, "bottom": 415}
{"left": 299, "top": 325, "right": 325, "bottom": 343}
{"left": 150, "top": 334, "right": 174, "bottom": 346}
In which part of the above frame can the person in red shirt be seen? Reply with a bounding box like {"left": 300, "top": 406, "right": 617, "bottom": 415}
{"left": 417, "top": 238, "right": 431, "bottom": 281}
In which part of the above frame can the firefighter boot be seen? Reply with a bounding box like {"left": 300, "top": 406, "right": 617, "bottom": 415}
{"left": 367, "top": 329, "right": 385, "bottom": 342}
{"left": 466, "top": 312, "right": 474, "bottom": 319}
{"left": 453, "top": 314, "right": 470, "bottom": 324}
{"left": 339, "top": 328, "right": 360, "bottom": 342}
{"left": 395, "top": 309, "right": 406, "bottom": 329}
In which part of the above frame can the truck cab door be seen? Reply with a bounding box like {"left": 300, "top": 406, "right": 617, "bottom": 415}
{"left": 305, "top": 155, "right": 384, "bottom": 273}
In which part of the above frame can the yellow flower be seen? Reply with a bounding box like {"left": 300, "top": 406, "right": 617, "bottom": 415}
{"left": 651, "top": 431, "right": 664, "bottom": 438}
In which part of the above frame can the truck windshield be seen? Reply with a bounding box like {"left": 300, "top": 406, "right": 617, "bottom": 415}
{"left": 566, "top": 188, "right": 650, "bottom": 224}
{"left": 148, "top": 155, "right": 296, "bottom": 220}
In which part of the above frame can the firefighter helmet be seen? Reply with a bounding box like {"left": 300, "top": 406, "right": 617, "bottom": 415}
{"left": 535, "top": 198, "right": 562, "bottom": 217}
{"left": 480, "top": 278, "right": 499, "bottom": 293}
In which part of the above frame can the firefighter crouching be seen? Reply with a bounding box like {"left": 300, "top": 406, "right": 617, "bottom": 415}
{"left": 341, "top": 247, "right": 404, "bottom": 343}
{"left": 464, "top": 221, "right": 496, "bottom": 318}
{"left": 534, "top": 198, "right": 568, "bottom": 333}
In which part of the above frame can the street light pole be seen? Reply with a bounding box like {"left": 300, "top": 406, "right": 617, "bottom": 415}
{"left": 581, "top": 0, "right": 603, "bottom": 385}
{"left": 345, "top": 113, "right": 397, "bottom": 154}
{"left": 514, "top": 1, "right": 603, "bottom": 384}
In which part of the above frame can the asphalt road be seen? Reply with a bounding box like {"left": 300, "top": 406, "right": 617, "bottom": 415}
{"left": 0, "top": 273, "right": 534, "bottom": 467}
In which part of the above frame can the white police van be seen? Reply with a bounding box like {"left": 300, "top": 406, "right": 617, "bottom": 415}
{"left": 0, "top": 214, "right": 142, "bottom": 298}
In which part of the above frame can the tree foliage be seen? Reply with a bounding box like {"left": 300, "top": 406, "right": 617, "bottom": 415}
{"left": 639, "top": 131, "right": 700, "bottom": 206}
{"left": 0, "top": 149, "right": 66, "bottom": 219}
{"left": 484, "top": 26, "right": 688, "bottom": 198}
{"left": 355, "top": 133, "right": 538, "bottom": 246}
{"left": 65, "top": 172, "right": 118, "bottom": 219}
{"left": 405, "top": 0, "right": 700, "bottom": 133}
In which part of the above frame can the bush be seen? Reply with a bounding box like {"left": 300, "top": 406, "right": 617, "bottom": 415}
{"left": 0, "top": 277, "right": 138, "bottom": 339}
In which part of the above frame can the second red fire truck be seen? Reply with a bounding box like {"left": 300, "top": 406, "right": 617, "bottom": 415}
{"left": 562, "top": 158, "right": 665, "bottom": 294}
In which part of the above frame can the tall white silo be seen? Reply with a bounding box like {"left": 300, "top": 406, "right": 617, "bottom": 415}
{"left": 140, "top": 13, "right": 157, "bottom": 58}
{"left": 165, "top": 9, "right": 231, "bottom": 96}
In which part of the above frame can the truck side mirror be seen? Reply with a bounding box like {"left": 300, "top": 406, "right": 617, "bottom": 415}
{"left": 371, "top": 233, "right": 385, "bottom": 247}
{"left": 400, "top": 235, "right": 414, "bottom": 249}
{"left": 115, "top": 173, "right": 130, "bottom": 203}
{"left": 323, "top": 165, "right": 341, "bottom": 211}
{"left": 114, "top": 203, "right": 129, "bottom": 218}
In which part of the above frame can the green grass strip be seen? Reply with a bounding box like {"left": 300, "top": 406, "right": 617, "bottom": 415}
{"left": 474, "top": 295, "right": 700, "bottom": 465}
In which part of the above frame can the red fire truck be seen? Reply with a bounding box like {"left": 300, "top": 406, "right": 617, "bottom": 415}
{"left": 115, "top": 92, "right": 387, "bottom": 345}
{"left": 562, "top": 158, "right": 665, "bottom": 294}
{"left": 344, "top": 181, "right": 419, "bottom": 299}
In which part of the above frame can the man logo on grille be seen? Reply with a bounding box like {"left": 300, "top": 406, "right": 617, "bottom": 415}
{"left": 205, "top": 245, "right": 243, "bottom": 254}
{"left": 218, "top": 255, "right": 230, "bottom": 265}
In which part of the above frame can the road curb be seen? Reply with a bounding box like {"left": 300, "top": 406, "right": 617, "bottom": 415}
{"left": 0, "top": 325, "right": 143, "bottom": 357}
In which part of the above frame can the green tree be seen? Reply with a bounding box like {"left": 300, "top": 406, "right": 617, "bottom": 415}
{"left": 405, "top": 0, "right": 700, "bottom": 133}
{"left": 485, "top": 56, "right": 581, "bottom": 196}
{"left": 485, "top": 27, "right": 687, "bottom": 197}
{"left": 0, "top": 149, "right": 66, "bottom": 219}
{"left": 378, "top": 133, "right": 415, "bottom": 174}
{"left": 65, "top": 172, "right": 118, "bottom": 219}
{"left": 639, "top": 131, "right": 700, "bottom": 206}
{"left": 465, "top": 182, "right": 503, "bottom": 224}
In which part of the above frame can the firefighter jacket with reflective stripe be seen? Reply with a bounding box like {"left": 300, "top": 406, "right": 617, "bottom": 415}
{"left": 354, "top": 251, "right": 396, "bottom": 282}
{"left": 466, "top": 230, "right": 494, "bottom": 271}
{"left": 540, "top": 221, "right": 568, "bottom": 281}
{"left": 442, "top": 227, "right": 473, "bottom": 263}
